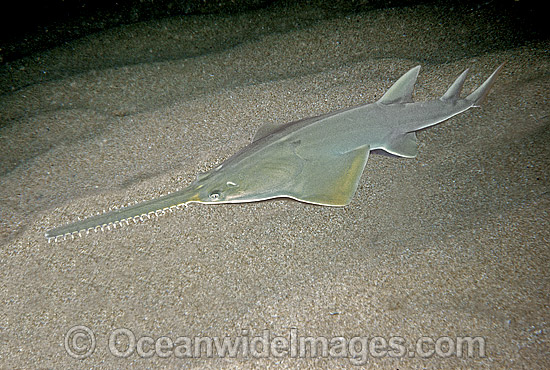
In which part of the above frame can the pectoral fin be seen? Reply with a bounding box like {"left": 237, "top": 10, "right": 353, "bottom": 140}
{"left": 287, "top": 145, "right": 370, "bottom": 206}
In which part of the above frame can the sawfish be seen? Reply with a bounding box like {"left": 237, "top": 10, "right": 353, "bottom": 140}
{"left": 46, "top": 64, "right": 503, "bottom": 241}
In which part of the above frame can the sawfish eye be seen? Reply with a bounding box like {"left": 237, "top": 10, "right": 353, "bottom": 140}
{"left": 209, "top": 191, "right": 221, "bottom": 201}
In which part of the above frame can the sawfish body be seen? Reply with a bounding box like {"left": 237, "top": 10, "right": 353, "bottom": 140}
{"left": 46, "top": 64, "right": 503, "bottom": 241}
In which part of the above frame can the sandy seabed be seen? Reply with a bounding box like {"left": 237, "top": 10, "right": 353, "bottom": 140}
{"left": 1, "top": 2, "right": 549, "bottom": 368}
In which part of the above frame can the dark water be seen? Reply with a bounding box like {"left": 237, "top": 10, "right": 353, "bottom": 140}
{"left": 0, "top": 0, "right": 545, "bottom": 92}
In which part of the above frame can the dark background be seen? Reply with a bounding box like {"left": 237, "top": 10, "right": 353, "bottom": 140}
{"left": 0, "top": 0, "right": 546, "bottom": 65}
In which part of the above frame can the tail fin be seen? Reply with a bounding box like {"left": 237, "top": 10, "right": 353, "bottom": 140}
{"left": 465, "top": 63, "right": 505, "bottom": 107}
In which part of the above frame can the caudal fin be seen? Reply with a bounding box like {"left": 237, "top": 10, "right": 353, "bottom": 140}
{"left": 465, "top": 63, "right": 505, "bottom": 107}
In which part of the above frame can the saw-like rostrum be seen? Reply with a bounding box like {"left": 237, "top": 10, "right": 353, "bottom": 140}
{"left": 46, "top": 64, "right": 504, "bottom": 241}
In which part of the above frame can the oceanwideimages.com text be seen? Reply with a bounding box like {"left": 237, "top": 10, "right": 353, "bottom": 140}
{"left": 65, "top": 326, "right": 486, "bottom": 364}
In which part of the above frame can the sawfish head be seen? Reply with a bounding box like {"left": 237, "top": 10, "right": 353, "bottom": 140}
{"left": 188, "top": 162, "right": 289, "bottom": 204}
{"left": 190, "top": 170, "right": 244, "bottom": 204}
{"left": 186, "top": 139, "right": 372, "bottom": 207}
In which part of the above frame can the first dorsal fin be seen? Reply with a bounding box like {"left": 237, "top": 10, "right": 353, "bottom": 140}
{"left": 253, "top": 123, "right": 280, "bottom": 142}
{"left": 377, "top": 65, "right": 421, "bottom": 105}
